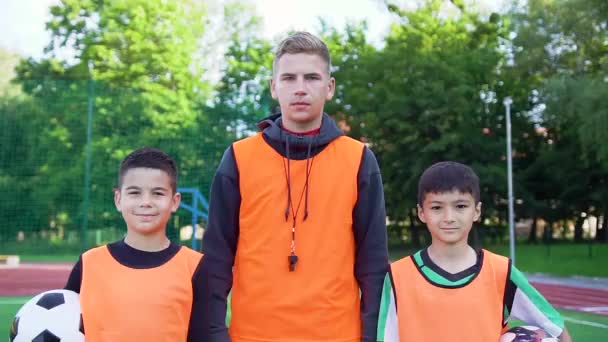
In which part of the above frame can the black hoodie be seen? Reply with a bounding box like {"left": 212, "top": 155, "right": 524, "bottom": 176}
{"left": 200, "top": 113, "right": 389, "bottom": 342}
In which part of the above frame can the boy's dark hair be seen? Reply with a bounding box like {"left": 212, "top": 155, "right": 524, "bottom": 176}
{"left": 417, "top": 161, "right": 480, "bottom": 205}
{"left": 118, "top": 147, "right": 177, "bottom": 192}
{"left": 273, "top": 31, "right": 331, "bottom": 75}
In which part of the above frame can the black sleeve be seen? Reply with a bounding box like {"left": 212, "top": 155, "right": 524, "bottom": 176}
{"left": 188, "top": 257, "right": 207, "bottom": 341}
{"left": 353, "top": 147, "right": 390, "bottom": 342}
{"left": 199, "top": 146, "right": 240, "bottom": 342}
{"left": 64, "top": 256, "right": 83, "bottom": 293}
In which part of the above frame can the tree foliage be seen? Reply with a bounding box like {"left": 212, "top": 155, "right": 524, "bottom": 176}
{"left": 1, "top": 0, "right": 607, "bottom": 250}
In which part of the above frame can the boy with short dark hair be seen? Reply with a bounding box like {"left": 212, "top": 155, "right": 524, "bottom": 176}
{"left": 65, "top": 147, "right": 207, "bottom": 341}
{"left": 377, "top": 161, "right": 571, "bottom": 341}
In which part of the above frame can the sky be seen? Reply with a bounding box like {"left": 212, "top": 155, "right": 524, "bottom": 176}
{"left": 253, "top": 0, "right": 393, "bottom": 42}
{"left": 1, "top": 0, "right": 391, "bottom": 58}
{"left": 0, "top": 0, "right": 58, "bottom": 58}
{"left": 0, "top": 0, "right": 510, "bottom": 59}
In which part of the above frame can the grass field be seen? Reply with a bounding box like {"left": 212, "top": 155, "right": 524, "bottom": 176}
{"left": 1, "top": 296, "right": 607, "bottom": 340}
{"left": 389, "top": 242, "right": 608, "bottom": 277}
{"left": 2, "top": 297, "right": 29, "bottom": 338}
{"left": 511, "top": 309, "right": 608, "bottom": 340}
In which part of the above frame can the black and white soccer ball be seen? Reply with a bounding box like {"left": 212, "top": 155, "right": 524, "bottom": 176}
{"left": 10, "top": 289, "right": 84, "bottom": 342}
{"left": 500, "top": 325, "right": 559, "bottom": 342}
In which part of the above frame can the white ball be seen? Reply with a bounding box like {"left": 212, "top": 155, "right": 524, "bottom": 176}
{"left": 10, "top": 289, "right": 84, "bottom": 342}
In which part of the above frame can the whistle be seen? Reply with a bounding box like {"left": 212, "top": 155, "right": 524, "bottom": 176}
{"left": 288, "top": 254, "right": 298, "bottom": 272}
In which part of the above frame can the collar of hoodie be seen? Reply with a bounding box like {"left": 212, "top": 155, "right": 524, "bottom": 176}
{"left": 256, "top": 112, "right": 344, "bottom": 160}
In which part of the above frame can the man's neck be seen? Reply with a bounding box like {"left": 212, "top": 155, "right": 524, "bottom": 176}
{"left": 282, "top": 125, "right": 321, "bottom": 136}
{"left": 281, "top": 116, "right": 322, "bottom": 133}
{"left": 427, "top": 242, "right": 477, "bottom": 274}
{"left": 124, "top": 231, "right": 170, "bottom": 252}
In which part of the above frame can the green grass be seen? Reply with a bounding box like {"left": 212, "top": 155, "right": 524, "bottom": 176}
{"left": 510, "top": 308, "right": 608, "bottom": 340}
{"left": 2, "top": 296, "right": 607, "bottom": 340}
{"left": 1, "top": 297, "right": 28, "bottom": 338}
{"left": 555, "top": 309, "right": 608, "bottom": 340}
{"left": 389, "top": 243, "right": 608, "bottom": 277}
{"left": 488, "top": 243, "right": 608, "bottom": 277}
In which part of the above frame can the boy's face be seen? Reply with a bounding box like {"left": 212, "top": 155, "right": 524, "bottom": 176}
{"left": 114, "top": 167, "right": 180, "bottom": 237}
{"left": 418, "top": 191, "right": 481, "bottom": 246}
{"left": 270, "top": 53, "right": 335, "bottom": 131}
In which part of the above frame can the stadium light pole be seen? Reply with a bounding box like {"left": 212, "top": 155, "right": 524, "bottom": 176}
{"left": 504, "top": 96, "right": 516, "bottom": 266}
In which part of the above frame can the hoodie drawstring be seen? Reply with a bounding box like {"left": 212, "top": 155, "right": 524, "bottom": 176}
{"left": 282, "top": 134, "right": 316, "bottom": 272}
{"left": 284, "top": 134, "right": 292, "bottom": 222}
{"left": 303, "top": 139, "right": 313, "bottom": 220}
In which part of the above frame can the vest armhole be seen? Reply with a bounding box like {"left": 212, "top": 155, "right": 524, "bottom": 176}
{"left": 230, "top": 143, "right": 240, "bottom": 185}
{"left": 232, "top": 133, "right": 263, "bottom": 169}
{"left": 501, "top": 257, "right": 515, "bottom": 327}
{"left": 177, "top": 246, "right": 204, "bottom": 278}
{"left": 388, "top": 267, "right": 398, "bottom": 313}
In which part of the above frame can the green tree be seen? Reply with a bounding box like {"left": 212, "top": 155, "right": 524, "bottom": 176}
{"left": 0, "top": 96, "right": 51, "bottom": 247}
{"left": 204, "top": 10, "right": 274, "bottom": 142}
{"left": 327, "top": 1, "right": 509, "bottom": 246}
{"left": 11, "top": 0, "right": 209, "bottom": 248}
{"left": 509, "top": 0, "right": 608, "bottom": 242}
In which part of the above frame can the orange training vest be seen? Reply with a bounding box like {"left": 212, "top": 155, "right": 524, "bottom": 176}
{"left": 231, "top": 133, "right": 364, "bottom": 342}
{"left": 80, "top": 245, "right": 202, "bottom": 342}
{"left": 391, "top": 249, "right": 509, "bottom": 341}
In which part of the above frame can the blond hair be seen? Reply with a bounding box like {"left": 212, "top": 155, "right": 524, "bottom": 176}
{"left": 273, "top": 32, "right": 331, "bottom": 75}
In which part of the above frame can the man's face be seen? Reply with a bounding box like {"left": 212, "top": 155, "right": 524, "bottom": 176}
{"left": 271, "top": 53, "right": 335, "bottom": 131}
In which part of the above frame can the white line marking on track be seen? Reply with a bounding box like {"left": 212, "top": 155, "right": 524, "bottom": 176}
{"left": 563, "top": 316, "right": 608, "bottom": 329}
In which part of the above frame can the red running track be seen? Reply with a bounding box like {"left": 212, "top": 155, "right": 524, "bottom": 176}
{"left": 0, "top": 263, "right": 73, "bottom": 296}
{"left": 531, "top": 281, "right": 608, "bottom": 316}
{"left": 1, "top": 264, "right": 607, "bottom": 316}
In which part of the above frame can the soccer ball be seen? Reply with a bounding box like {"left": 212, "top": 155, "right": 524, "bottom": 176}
{"left": 10, "top": 289, "right": 84, "bottom": 342}
{"left": 500, "top": 325, "right": 559, "bottom": 342}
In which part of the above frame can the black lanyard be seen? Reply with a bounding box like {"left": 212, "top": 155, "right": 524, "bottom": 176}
{"left": 282, "top": 147, "right": 316, "bottom": 272}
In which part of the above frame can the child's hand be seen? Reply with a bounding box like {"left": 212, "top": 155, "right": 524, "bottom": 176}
{"left": 558, "top": 327, "right": 572, "bottom": 342}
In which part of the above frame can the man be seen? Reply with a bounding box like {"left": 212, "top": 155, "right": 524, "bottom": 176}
{"left": 201, "top": 31, "right": 389, "bottom": 342}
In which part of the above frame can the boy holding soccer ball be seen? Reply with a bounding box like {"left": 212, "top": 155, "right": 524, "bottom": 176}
{"left": 377, "top": 161, "right": 572, "bottom": 341}
{"left": 64, "top": 148, "right": 207, "bottom": 341}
